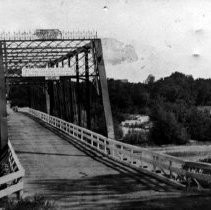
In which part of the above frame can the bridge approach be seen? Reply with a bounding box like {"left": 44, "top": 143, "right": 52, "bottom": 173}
{"left": 7, "top": 107, "right": 183, "bottom": 209}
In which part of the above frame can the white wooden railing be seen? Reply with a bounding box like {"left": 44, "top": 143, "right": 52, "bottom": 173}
{"left": 21, "top": 107, "right": 211, "bottom": 190}
{"left": 0, "top": 141, "right": 25, "bottom": 199}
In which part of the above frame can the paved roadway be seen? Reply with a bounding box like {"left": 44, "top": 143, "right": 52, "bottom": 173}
{"left": 7, "top": 109, "right": 183, "bottom": 209}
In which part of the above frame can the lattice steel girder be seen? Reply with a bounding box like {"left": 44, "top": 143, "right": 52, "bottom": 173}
{"left": 6, "top": 46, "right": 91, "bottom": 64}
{"left": 5, "top": 39, "right": 89, "bottom": 47}
{"left": 6, "top": 51, "right": 73, "bottom": 55}
{"left": 6, "top": 47, "right": 80, "bottom": 50}
{"left": 6, "top": 52, "right": 94, "bottom": 75}
{"left": 48, "top": 43, "right": 91, "bottom": 66}
{"left": 2, "top": 39, "right": 92, "bottom": 75}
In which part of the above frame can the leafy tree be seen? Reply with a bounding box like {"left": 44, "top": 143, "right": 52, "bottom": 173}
{"left": 145, "top": 74, "right": 155, "bottom": 84}
{"left": 185, "top": 107, "right": 211, "bottom": 141}
{"left": 150, "top": 102, "right": 189, "bottom": 145}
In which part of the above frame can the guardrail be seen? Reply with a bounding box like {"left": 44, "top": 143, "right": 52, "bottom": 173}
{"left": 22, "top": 107, "right": 211, "bottom": 190}
{"left": 0, "top": 141, "right": 25, "bottom": 199}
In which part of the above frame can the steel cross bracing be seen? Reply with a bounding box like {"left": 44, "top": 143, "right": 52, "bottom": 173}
{"left": 2, "top": 39, "right": 97, "bottom": 78}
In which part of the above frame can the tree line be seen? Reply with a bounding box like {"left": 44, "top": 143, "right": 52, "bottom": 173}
{"left": 108, "top": 72, "right": 211, "bottom": 145}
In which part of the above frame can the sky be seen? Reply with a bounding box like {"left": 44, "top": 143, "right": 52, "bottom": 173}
{"left": 0, "top": 0, "right": 211, "bottom": 82}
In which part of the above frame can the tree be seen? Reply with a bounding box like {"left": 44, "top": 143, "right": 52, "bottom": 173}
{"left": 150, "top": 103, "right": 189, "bottom": 145}
{"left": 145, "top": 74, "right": 155, "bottom": 85}
{"left": 186, "top": 108, "right": 211, "bottom": 141}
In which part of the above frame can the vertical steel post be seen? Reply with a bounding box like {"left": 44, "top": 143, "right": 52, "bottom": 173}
{"left": 45, "top": 82, "right": 50, "bottom": 114}
{"left": 29, "top": 87, "right": 34, "bottom": 108}
{"left": 93, "top": 39, "right": 115, "bottom": 139}
{"left": 85, "top": 51, "right": 91, "bottom": 129}
{"left": 68, "top": 58, "right": 74, "bottom": 123}
{"left": 0, "top": 41, "right": 8, "bottom": 150}
{"left": 76, "top": 54, "right": 81, "bottom": 126}
{"left": 48, "top": 81, "right": 54, "bottom": 115}
{"left": 68, "top": 57, "right": 70, "bottom": 67}
{"left": 69, "top": 78, "right": 74, "bottom": 123}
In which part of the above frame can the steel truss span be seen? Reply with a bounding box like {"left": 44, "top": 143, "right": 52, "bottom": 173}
{"left": 4, "top": 40, "right": 93, "bottom": 76}
{"left": 0, "top": 30, "right": 114, "bottom": 151}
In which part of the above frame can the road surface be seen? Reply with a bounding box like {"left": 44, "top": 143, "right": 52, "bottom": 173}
{"left": 7, "top": 109, "right": 182, "bottom": 209}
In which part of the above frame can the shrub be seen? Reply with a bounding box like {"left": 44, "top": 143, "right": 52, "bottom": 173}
{"left": 114, "top": 119, "right": 123, "bottom": 140}
{"left": 5, "top": 195, "right": 57, "bottom": 210}
{"left": 123, "top": 130, "right": 148, "bottom": 145}
{"left": 150, "top": 104, "right": 189, "bottom": 145}
{"left": 186, "top": 107, "right": 211, "bottom": 141}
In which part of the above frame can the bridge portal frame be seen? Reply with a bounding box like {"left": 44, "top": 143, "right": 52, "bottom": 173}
{"left": 0, "top": 31, "right": 115, "bottom": 151}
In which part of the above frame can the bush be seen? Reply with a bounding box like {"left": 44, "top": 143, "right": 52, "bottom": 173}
{"left": 114, "top": 119, "right": 123, "bottom": 140}
{"left": 123, "top": 130, "right": 148, "bottom": 145}
{"left": 5, "top": 195, "right": 57, "bottom": 210}
{"left": 186, "top": 108, "right": 211, "bottom": 141}
{"left": 150, "top": 104, "right": 189, "bottom": 145}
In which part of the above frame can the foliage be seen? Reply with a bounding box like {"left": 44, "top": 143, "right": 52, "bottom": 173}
{"left": 145, "top": 74, "right": 155, "bottom": 84}
{"left": 108, "top": 72, "right": 211, "bottom": 145}
{"left": 185, "top": 107, "right": 211, "bottom": 141}
{"left": 122, "top": 130, "right": 148, "bottom": 145}
{"left": 113, "top": 119, "right": 124, "bottom": 140}
{"left": 149, "top": 102, "right": 189, "bottom": 145}
{"left": 108, "top": 79, "right": 150, "bottom": 114}
{"left": 150, "top": 72, "right": 196, "bottom": 105}
{"left": 5, "top": 195, "right": 57, "bottom": 210}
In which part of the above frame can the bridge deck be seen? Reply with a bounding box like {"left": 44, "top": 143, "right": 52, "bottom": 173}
{"left": 8, "top": 109, "right": 182, "bottom": 209}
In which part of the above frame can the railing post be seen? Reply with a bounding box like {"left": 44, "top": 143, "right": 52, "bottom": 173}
{"left": 104, "top": 139, "right": 107, "bottom": 154}
{"left": 169, "top": 160, "right": 172, "bottom": 178}
{"left": 131, "top": 149, "right": 134, "bottom": 164}
{"left": 91, "top": 134, "right": 94, "bottom": 146}
{"left": 72, "top": 127, "right": 75, "bottom": 136}
{"left": 139, "top": 152, "right": 143, "bottom": 167}
{"left": 17, "top": 189, "right": 23, "bottom": 200}
{"left": 68, "top": 125, "right": 72, "bottom": 135}
{"left": 120, "top": 145, "right": 124, "bottom": 161}
{"left": 152, "top": 155, "right": 156, "bottom": 172}
{"left": 97, "top": 136, "right": 100, "bottom": 150}
{"left": 111, "top": 142, "right": 115, "bottom": 157}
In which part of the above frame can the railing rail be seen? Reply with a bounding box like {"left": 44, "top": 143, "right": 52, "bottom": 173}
{"left": 22, "top": 107, "right": 211, "bottom": 190}
{"left": 0, "top": 30, "right": 98, "bottom": 41}
{"left": 0, "top": 141, "right": 25, "bottom": 199}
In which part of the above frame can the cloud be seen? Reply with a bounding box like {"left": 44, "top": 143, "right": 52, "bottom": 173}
{"left": 102, "top": 38, "right": 138, "bottom": 65}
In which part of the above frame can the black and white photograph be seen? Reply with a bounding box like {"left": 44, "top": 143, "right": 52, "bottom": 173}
{"left": 1, "top": 0, "right": 211, "bottom": 209}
